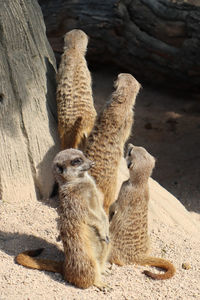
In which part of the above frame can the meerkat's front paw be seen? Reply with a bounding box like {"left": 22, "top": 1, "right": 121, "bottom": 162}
{"left": 94, "top": 281, "right": 113, "bottom": 292}
{"left": 102, "top": 269, "right": 112, "bottom": 276}
{"left": 102, "top": 236, "right": 110, "bottom": 244}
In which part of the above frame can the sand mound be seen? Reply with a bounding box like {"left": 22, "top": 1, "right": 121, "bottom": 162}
{"left": 149, "top": 178, "right": 200, "bottom": 237}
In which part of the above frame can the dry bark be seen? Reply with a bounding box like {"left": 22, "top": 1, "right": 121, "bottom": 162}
{"left": 39, "top": 0, "right": 200, "bottom": 92}
{"left": 0, "top": 0, "right": 59, "bottom": 204}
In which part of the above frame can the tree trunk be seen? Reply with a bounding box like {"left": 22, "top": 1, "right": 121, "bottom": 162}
{"left": 39, "top": 0, "right": 200, "bottom": 92}
{"left": 0, "top": 0, "right": 59, "bottom": 204}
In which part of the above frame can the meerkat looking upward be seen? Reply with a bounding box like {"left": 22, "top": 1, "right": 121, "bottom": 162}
{"left": 109, "top": 144, "right": 175, "bottom": 280}
{"left": 16, "top": 149, "right": 110, "bottom": 290}
{"left": 56, "top": 29, "right": 96, "bottom": 150}
{"left": 85, "top": 73, "right": 141, "bottom": 214}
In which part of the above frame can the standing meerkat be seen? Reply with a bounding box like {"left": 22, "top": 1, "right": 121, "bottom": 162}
{"left": 85, "top": 73, "right": 141, "bottom": 214}
{"left": 56, "top": 29, "right": 96, "bottom": 150}
{"left": 109, "top": 144, "right": 175, "bottom": 280}
{"left": 16, "top": 149, "right": 110, "bottom": 290}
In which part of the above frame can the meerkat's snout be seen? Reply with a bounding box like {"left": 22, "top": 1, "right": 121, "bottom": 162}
{"left": 126, "top": 144, "right": 135, "bottom": 169}
{"left": 90, "top": 161, "right": 95, "bottom": 167}
{"left": 81, "top": 159, "right": 95, "bottom": 172}
{"left": 86, "top": 158, "right": 95, "bottom": 168}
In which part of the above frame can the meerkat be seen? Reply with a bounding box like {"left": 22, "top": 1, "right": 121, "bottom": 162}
{"left": 56, "top": 29, "right": 96, "bottom": 150}
{"left": 16, "top": 149, "right": 110, "bottom": 290}
{"left": 85, "top": 73, "right": 141, "bottom": 214}
{"left": 109, "top": 144, "right": 175, "bottom": 280}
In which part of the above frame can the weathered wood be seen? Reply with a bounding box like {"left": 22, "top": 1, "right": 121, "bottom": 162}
{"left": 38, "top": 0, "right": 200, "bottom": 92}
{"left": 0, "top": 0, "right": 59, "bottom": 204}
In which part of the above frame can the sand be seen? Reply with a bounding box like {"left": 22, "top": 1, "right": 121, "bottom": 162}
{"left": 0, "top": 166, "right": 200, "bottom": 300}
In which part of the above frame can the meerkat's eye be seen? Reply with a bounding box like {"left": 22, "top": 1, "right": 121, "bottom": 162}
{"left": 56, "top": 164, "right": 64, "bottom": 174}
{"left": 127, "top": 161, "right": 132, "bottom": 169}
{"left": 128, "top": 147, "right": 133, "bottom": 156}
{"left": 71, "top": 157, "right": 83, "bottom": 166}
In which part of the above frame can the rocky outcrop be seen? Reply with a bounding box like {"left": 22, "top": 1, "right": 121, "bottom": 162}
{"left": 0, "top": 0, "right": 59, "bottom": 204}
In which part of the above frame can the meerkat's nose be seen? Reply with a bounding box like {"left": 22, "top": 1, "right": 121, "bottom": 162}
{"left": 90, "top": 161, "right": 95, "bottom": 167}
{"left": 105, "top": 236, "right": 110, "bottom": 244}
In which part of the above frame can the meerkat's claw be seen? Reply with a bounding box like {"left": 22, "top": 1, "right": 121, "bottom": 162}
{"left": 101, "top": 236, "right": 110, "bottom": 244}
{"left": 94, "top": 282, "right": 113, "bottom": 293}
{"left": 105, "top": 236, "right": 110, "bottom": 244}
{"left": 102, "top": 269, "right": 112, "bottom": 276}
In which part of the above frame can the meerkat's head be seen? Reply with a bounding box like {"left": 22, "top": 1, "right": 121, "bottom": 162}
{"left": 113, "top": 73, "right": 141, "bottom": 104}
{"left": 126, "top": 143, "right": 155, "bottom": 184}
{"left": 64, "top": 29, "right": 88, "bottom": 54}
{"left": 53, "top": 148, "right": 94, "bottom": 184}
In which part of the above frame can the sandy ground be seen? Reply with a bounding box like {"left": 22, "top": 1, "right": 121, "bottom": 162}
{"left": 1, "top": 184, "right": 200, "bottom": 300}
{"left": 0, "top": 66, "right": 200, "bottom": 299}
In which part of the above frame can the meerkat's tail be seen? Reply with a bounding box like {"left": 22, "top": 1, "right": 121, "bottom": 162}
{"left": 15, "top": 248, "right": 63, "bottom": 274}
{"left": 59, "top": 117, "right": 83, "bottom": 150}
{"left": 138, "top": 256, "right": 175, "bottom": 280}
{"left": 60, "top": 117, "right": 83, "bottom": 149}
{"left": 70, "top": 116, "right": 83, "bottom": 149}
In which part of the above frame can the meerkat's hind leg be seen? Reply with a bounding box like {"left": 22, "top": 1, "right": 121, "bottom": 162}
{"left": 78, "top": 132, "right": 88, "bottom": 151}
{"left": 58, "top": 127, "right": 65, "bottom": 150}
{"left": 59, "top": 117, "right": 83, "bottom": 149}
{"left": 109, "top": 201, "right": 117, "bottom": 221}
{"left": 59, "top": 130, "right": 72, "bottom": 150}
{"left": 67, "top": 117, "right": 84, "bottom": 149}
{"left": 75, "top": 123, "right": 95, "bottom": 151}
{"left": 103, "top": 187, "right": 117, "bottom": 215}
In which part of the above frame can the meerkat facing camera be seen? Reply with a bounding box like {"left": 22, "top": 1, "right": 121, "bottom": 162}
{"left": 16, "top": 149, "right": 110, "bottom": 290}
{"left": 109, "top": 144, "right": 175, "bottom": 280}
{"left": 85, "top": 73, "right": 141, "bottom": 214}
{"left": 56, "top": 29, "right": 96, "bottom": 150}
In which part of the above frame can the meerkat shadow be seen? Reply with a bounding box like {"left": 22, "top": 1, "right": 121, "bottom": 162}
{"left": 0, "top": 230, "right": 67, "bottom": 284}
{"left": 36, "top": 144, "right": 60, "bottom": 209}
{"left": 44, "top": 56, "right": 58, "bottom": 125}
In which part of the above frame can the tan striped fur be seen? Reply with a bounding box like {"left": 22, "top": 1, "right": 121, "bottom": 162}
{"left": 85, "top": 73, "right": 141, "bottom": 214}
{"left": 56, "top": 29, "right": 96, "bottom": 150}
{"left": 109, "top": 144, "right": 175, "bottom": 280}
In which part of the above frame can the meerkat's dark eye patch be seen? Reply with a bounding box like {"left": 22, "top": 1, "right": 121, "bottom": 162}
{"left": 56, "top": 164, "right": 64, "bottom": 174}
{"left": 128, "top": 147, "right": 133, "bottom": 156}
{"left": 127, "top": 161, "right": 133, "bottom": 169}
{"left": 71, "top": 157, "right": 83, "bottom": 166}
